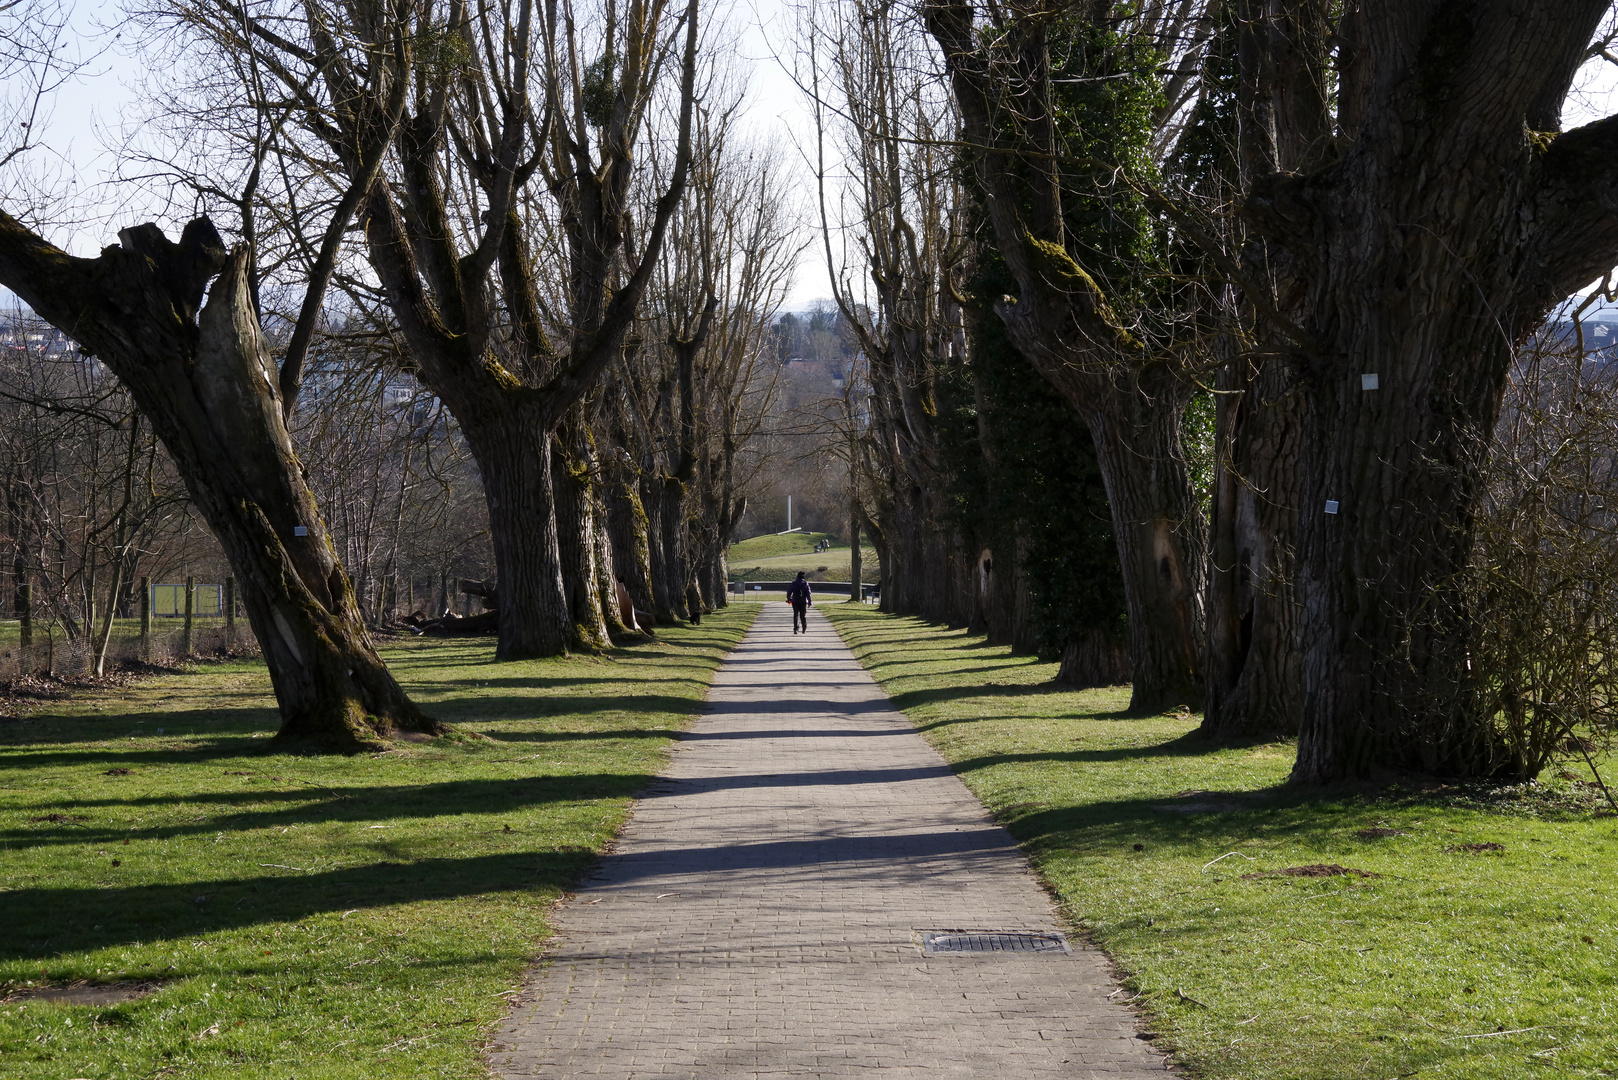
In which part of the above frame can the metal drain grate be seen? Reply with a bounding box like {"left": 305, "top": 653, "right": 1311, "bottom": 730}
{"left": 921, "top": 930, "right": 1071, "bottom": 955}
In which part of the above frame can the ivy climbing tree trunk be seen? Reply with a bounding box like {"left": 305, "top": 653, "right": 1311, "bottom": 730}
{"left": 0, "top": 213, "right": 441, "bottom": 749}
{"left": 925, "top": 0, "right": 1204, "bottom": 711}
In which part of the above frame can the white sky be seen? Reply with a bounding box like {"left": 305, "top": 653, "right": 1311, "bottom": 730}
{"left": 4, "top": 0, "right": 839, "bottom": 308}
{"left": 9, "top": 4, "right": 1618, "bottom": 312}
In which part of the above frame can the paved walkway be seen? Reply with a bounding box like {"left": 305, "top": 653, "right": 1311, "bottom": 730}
{"left": 489, "top": 603, "right": 1165, "bottom": 1078}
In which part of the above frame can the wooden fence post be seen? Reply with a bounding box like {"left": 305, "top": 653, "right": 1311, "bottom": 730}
{"left": 224, "top": 576, "right": 236, "bottom": 647}
{"left": 17, "top": 581, "right": 31, "bottom": 674}
{"left": 182, "top": 575, "right": 195, "bottom": 658}
{"left": 139, "top": 576, "right": 151, "bottom": 661}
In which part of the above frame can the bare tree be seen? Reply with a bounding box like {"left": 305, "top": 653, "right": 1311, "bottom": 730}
{"left": 170, "top": 0, "right": 706, "bottom": 658}
{"left": 0, "top": 218, "right": 442, "bottom": 746}
{"left": 610, "top": 106, "right": 798, "bottom": 622}
{"left": 807, "top": 0, "right": 969, "bottom": 624}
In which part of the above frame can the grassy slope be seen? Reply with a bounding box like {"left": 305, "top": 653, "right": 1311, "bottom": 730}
{"left": 0, "top": 607, "right": 754, "bottom": 1079}
{"left": 827, "top": 604, "right": 1618, "bottom": 1080}
{"left": 726, "top": 548, "right": 880, "bottom": 583}
{"left": 726, "top": 531, "right": 879, "bottom": 583}
{"left": 727, "top": 531, "right": 836, "bottom": 561}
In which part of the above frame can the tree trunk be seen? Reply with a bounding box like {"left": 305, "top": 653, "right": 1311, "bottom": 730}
{"left": 604, "top": 462, "right": 656, "bottom": 617}
{"left": 552, "top": 424, "right": 612, "bottom": 649}
{"left": 653, "top": 477, "right": 688, "bottom": 623}
{"left": 0, "top": 215, "right": 440, "bottom": 749}
{"left": 1201, "top": 358, "right": 1303, "bottom": 738}
{"left": 470, "top": 410, "right": 573, "bottom": 660}
{"left": 1198, "top": 0, "right": 1323, "bottom": 741}
{"left": 1239, "top": 0, "right": 1618, "bottom": 781}
{"left": 1057, "top": 628, "right": 1132, "bottom": 687}
{"left": 848, "top": 512, "right": 862, "bottom": 603}
{"left": 592, "top": 487, "right": 630, "bottom": 639}
{"left": 1082, "top": 398, "right": 1204, "bottom": 711}
{"left": 925, "top": 1, "right": 1204, "bottom": 711}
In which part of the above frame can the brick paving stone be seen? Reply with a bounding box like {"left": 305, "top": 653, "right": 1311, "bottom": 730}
{"left": 490, "top": 603, "right": 1167, "bottom": 1078}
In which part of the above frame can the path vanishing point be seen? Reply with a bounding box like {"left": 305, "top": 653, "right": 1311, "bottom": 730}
{"left": 490, "top": 603, "right": 1167, "bottom": 1078}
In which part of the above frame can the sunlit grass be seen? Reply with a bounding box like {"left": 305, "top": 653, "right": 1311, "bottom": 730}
{"left": 727, "top": 546, "right": 879, "bottom": 583}
{"left": 828, "top": 604, "right": 1618, "bottom": 1080}
{"left": 0, "top": 606, "right": 755, "bottom": 1079}
{"left": 726, "top": 531, "right": 840, "bottom": 561}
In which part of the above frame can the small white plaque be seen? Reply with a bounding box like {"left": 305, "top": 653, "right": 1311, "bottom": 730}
{"left": 1361, "top": 373, "right": 1380, "bottom": 391}
{"left": 1324, "top": 500, "right": 1340, "bottom": 515}
{"left": 293, "top": 525, "right": 308, "bottom": 537}
{"left": 753, "top": 584, "right": 762, "bottom": 591}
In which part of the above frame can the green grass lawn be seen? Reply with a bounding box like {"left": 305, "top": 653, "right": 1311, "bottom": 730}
{"left": 726, "top": 547, "right": 879, "bottom": 583}
{"left": 826, "top": 604, "right": 1618, "bottom": 1080}
{"left": 0, "top": 606, "right": 755, "bottom": 1079}
{"left": 0, "top": 617, "right": 237, "bottom": 657}
{"left": 726, "top": 531, "right": 838, "bottom": 561}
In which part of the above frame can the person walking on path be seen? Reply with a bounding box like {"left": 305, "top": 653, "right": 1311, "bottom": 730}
{"left": 786, "top": 571, "right": 812, "bottom": 634}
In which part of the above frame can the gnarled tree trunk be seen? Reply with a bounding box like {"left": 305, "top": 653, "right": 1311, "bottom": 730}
{"left": 1248, "top": 0, "right": 1618, "bottom": 780}
{"left": 0, "top": 214, "right": 440, "bottom": 749}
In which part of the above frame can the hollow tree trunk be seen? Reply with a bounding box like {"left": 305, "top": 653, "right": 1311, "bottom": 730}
{"left": 0, "top": 215, "right": 440, "bottom": 748}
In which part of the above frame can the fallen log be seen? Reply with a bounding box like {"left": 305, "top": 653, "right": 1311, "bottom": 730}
{"left": 408, "top": 609, "right": 499, "bottom": 636}
{"left": 459, "top": 579, "right": 498, "bottom": 610}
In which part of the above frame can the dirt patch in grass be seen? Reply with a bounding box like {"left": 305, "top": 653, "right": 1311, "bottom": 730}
{"left": 3, "top": 981, "right": 165, "bottom": 1006}
{"left": 1241, "top": 864, "right": 1381, "bottom": 879}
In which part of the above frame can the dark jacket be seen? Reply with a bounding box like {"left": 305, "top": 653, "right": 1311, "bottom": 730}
{"left": 786, "top": 579, "right": 812, "bottom": 606}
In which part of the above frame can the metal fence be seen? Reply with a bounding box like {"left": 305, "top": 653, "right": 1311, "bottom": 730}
{"left": 150, "top": 583, "right": 222, "bottom": 617}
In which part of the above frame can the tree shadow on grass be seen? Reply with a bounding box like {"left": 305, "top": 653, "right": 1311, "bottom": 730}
{"left": 430, "top": 692, "right": 704, "bottom": 724}
{"left": 887, "top": 679, "right": 1125, "bottom": 714}
{"left": 942, "top": 730, "right": 1248, "bottom": 771}
{"left": 849, "top": 636, "right": 1012, "bottom": 661}
{"left": 3, "top": 690, "right": 701, "bottom": 759}
{"left": 1, "top": 849, "right": 600, "bottom": 964}
{"left": 1, "top": 772, "right": 658, "bottom": 850}
{"left": 2, "top": 725, "right": 280, "bottom": 762}
{"left": 996, "top": 783, "right": 1367, "bottom": 861}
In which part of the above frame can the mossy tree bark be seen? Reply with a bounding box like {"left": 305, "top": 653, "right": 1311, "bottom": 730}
{"left": 0, "top": 213, "right": 441, "bottom": 749}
